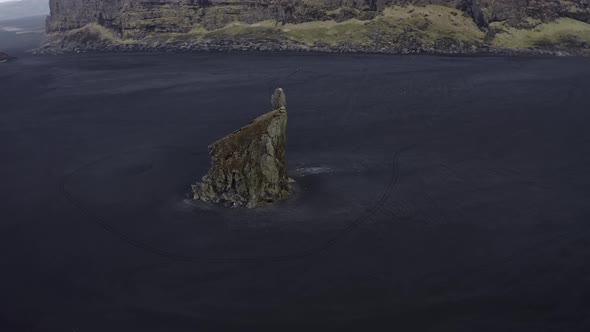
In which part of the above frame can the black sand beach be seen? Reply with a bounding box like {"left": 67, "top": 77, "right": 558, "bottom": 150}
{"left": 1, "top": 37, "right": 590, "bottom": 330}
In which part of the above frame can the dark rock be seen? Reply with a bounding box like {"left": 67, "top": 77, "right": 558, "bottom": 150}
{"left": 0, "top": 51, "right": 16, "bottom": 63}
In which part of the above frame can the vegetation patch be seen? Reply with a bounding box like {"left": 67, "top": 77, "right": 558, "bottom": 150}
{"left": 57, "top": 23, "right": 137, "bottom": 46}
{"left": 491, "top": 18, "right": 590, "bottom": 49}
{"left": 180, "top": 5, "right": 482, "bottom": 48}
{"left": 205, "top": 21, "right": 284, "bottom": 40}
{"left": 282, "top": 19, "right": 371, "bottom": 46}
{"left": 363, "top": 5, "right": 484, "bottom": 49}
{"left": 182, "top": 19, "right": 372, "bottom": 47}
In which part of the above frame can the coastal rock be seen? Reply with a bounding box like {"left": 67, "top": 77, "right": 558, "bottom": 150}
{"left": 271, "top": 87, "right": 287, "bottom": 112}
{"left": 45, "top": 0, "right": 590, "bottom": 35}
{"left": 192, "top": 91, "right": 291, "bottom": 208}
{"left": 42, "top": 0, "right": 590, "bottom": 56}
{"left": 0, "top": 51, "right": 16, "bottom": 63}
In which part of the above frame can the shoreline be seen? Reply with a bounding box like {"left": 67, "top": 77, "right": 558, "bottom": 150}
{"left": 33, "top": 39, "right": 589, "bottom": 58}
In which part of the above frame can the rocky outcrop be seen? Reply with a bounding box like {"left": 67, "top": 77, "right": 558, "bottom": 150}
{"left": 192, "top": 89, "right": 291, "bottom": 208}
{"left": 0, "top": 51, "right": 16, "bottom": 63}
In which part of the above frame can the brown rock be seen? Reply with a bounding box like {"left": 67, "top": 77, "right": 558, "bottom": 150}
{"left": 192, "top": 91, "right": 291, "bottom": 208}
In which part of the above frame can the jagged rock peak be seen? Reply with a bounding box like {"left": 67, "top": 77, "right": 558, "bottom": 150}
{"left": 192, "top": 88, "right": 291, "bottom": 208}
{"left": 271, "top": 87, "right": 287, "bottom": 112}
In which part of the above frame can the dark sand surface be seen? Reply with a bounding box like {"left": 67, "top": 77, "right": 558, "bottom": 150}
{"left": 1, "top": 47, "right": 590, "bottom": 331}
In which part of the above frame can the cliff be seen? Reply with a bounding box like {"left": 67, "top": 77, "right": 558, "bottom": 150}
{"left": 42, "top": 0, "right": 590, "bottom": 55}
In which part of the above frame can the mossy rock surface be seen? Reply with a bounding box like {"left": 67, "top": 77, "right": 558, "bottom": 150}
{"left": 193, "top": 109, "right": 291, "bottom": 209}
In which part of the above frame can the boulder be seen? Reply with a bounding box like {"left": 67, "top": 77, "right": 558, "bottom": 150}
{"left": 271, "top": 87, "right": 287, "bottom": 112}
{"left": 0, "top": 51, "right": 16, "bottom": 63}
{"left": 192, "top": 90, "right": 291, "bottom": 208}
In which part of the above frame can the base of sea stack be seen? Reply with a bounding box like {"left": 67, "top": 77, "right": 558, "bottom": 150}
{"left": 192, "top": 109, "right": 291, "bottom": 209}
{"left": 0, "top": 51, "right": 16, "bottom": 63}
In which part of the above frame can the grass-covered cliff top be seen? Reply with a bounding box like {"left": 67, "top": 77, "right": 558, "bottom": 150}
{"left": 45, "top": 4, "right": 590, "bottom": 55}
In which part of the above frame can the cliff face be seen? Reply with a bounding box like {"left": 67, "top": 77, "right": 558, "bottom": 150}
{"left": 47, "top": 0, "right": 270, "bottom": 36}
{"left": 47, "top": 0, "right": 122, "bottom": 32}
{"left": 46, "top": 0, "right": 590, "bottom": 31}
{"left": 44, "top": 0, "right": 590, "bottom": 55}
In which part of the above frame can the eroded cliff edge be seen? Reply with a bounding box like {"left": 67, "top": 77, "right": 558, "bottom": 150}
{"left": 42, "top": 0, "right": 590, "bottom": 55}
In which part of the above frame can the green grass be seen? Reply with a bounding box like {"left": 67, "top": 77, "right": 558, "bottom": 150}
{"left": 184, "top": 19, "right": 372, "bottom": 46}
{"left": 491, "top": 18, "right": 590, "bottom": 49}
{"left": 282, "top": 19, "right": 372, "bottom": 46}
{"left": 204, "top": 21, "right": 284, "bottom": 40}
{"left": 62, "top": 23, "right": 137, "bottom": 45}
{"left": 375, "top": 5, "right": 485, "bottom": 45}
{"left": 187, "top": 5, "right": 483, "bottom": 48}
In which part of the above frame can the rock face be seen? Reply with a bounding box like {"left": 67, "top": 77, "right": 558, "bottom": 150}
{"left": 45, "top": 0, "right": 590, "bottom": 34}
{"left": 43, "top": 0, "right": 590, "bottom": 55}
{"left": 46, "top": 0, "right": 268, "bottom": 37}
{"left": 192, "top": 92, "right": 291, "bottom": 208}
{"left": 271, "top": 87, "right": 287, "bottom": 112}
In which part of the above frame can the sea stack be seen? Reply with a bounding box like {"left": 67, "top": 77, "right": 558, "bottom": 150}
{"left": 192, "top": 88, "right": 291, "bottom": 208}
